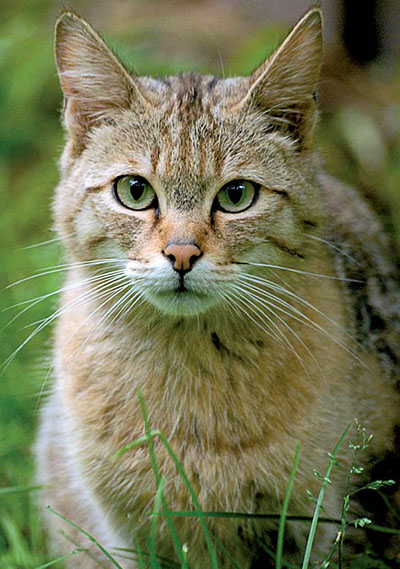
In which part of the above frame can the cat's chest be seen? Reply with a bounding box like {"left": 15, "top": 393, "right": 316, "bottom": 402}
{"left": 54, "top": 298, "right": 330, "bottom": 528}
{"left": 55, "top": 307, "right": 304, "bottom": 451}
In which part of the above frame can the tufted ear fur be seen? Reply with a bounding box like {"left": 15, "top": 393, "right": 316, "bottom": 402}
{"left": 55, "top": 12, "right": 150, "bottom": 157}
{"left": 234, "top": 8, "right": 323, "bottom": 151}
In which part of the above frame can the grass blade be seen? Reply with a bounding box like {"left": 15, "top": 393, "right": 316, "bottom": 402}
{"left": 46, "top": 506, "right": 124, "bottom": 569}
{"left": 34, "top": 549, "right": 87, "bottom": 569}
{"left": 151, "top": 511, "right": 341, "bottom": 524}
{"left": 154, "top": 432, "right": 219, "bottom": 568}
{"left": 121, "top": 391, "right": 219, "bottom": 568}
{"left": 0, "top": 485, "right": 48, "bottom": 495}
{"left": 276, "top": 443, "right": 301, "bottom": 569}
{"left": 150, "top": 476, "right": 166, "bottom": 568}
{"left": 301, "top": 422, "right": 353, "bottom": 569}
{"left": 137, "top": 391, "right": 189, "bottom": 569}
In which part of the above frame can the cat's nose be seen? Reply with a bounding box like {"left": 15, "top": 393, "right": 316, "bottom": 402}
{"left": 163, "top": 242, "right": 202, "bottom": 273}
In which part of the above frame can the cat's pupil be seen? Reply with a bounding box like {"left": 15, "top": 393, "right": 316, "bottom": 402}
{"left": 227, "top": 185, "right": 243, "bottom": 204}
{"left": 130, "top": 180, "right": 145, "bottom": 201}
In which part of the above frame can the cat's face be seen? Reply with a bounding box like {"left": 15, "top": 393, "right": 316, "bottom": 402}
{"left": 54, "top": 9, "right": 324, "bottom": 317}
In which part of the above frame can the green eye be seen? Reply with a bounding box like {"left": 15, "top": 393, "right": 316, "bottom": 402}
{"left": 113, "top": 175, "right": 156, "bottom": 210}
{"left": 215, "top": 180, "right": 258, "bottom": 213}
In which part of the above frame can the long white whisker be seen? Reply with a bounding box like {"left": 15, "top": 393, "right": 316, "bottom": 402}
{"left": 241, "top": 273, "right": 354, "bottom": 338}
{"left": 239, "top": 262, "right": 362, "bottom": 283}
{"left": 240, "top": 273, "right": 363, "bottom": 363}
{"left": 234, "top": 282, "right": 319, "bottom": 372}
{"left": 35, "top": 281, "right": 139, "bottom": 406}
{"left": 6, "top": 258, "right": 122, "bottom": 289}
{"left": 63, "top": 283, "right": 135, "bottom": 359}
{"left": 20, "top": 276, "right": 131, "bottom": 331}
{"left": 5, "top": 269, "right": 126, "bottom": 313}
{"left": 3, "top": 271, "right": 128, "bottom": 335}
{"left": 19, "top": 234, "right": 69, "bottom": 251}
{"left": 306, "top": 234, "right": 358, "bottom": 264}
{"left": 230, "top": 283, "right": 311, "bottom": 376}
{"left": 2, "top": 276, "right": 131, "bottom": 372}
{"left": 226, "top": 284, "right": 288, "bottom": 348}
{"left": 238, "top": 278, "right": 352, "bottom": 354}
{"left": 114, "top": 290, "right": 144, "bottom": 326}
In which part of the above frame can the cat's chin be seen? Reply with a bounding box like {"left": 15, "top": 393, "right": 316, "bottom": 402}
{"left": 144, "top": 290, "right": 221, "bottom": 317}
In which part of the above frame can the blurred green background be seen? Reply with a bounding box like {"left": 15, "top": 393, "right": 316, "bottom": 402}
{"left": 0, "top": 0, "right": 399, "bottom": 567}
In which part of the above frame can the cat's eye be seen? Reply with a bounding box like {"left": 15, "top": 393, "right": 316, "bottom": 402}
{"left": 214, "top": 180, "right": 258, "bottom": 213}
{"left": 113, "top": 175, "right": 156, "bottom": 210}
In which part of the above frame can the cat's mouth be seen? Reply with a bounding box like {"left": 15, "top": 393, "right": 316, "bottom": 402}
{"left": 144, "top": 283, "right": 220, "bottom": 316}
{"left": 125, "top": 261, "right": 231, "bottom": 316}
{"left": 177, "top": 276, "right": 187, "bottom": 293}
{"left": 157, "top": 288, "right": 209, "bottom": 299}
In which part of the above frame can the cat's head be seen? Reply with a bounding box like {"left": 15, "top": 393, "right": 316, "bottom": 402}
{"left": 53, "top": 9, "right": 324, "bottom": 317}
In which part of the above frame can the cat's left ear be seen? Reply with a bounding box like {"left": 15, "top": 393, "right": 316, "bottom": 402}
{"left": 234, "top": 8, "right": 323, "bottom": 151}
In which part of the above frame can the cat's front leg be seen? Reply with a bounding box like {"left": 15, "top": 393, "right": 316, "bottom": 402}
{"left": 35, "top": 392, "right": 137, "bottom": 569}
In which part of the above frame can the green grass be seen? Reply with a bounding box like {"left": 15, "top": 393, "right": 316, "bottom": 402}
{"left": 6, "top": 415, "right": 396, "bottom": 568}
{"left": 1, "top": 2, "right": 399, "bottom": 568}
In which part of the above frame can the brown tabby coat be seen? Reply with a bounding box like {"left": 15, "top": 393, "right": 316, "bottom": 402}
{"left": 35, "top": 8, "right": 400, "bottom": 568}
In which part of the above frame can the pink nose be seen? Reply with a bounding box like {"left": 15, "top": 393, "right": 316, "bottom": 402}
{"left": 163, "top": 243, "right": 202, "bottom": 272}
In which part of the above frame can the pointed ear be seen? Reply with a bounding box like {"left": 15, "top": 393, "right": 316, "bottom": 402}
{"left": 55, "top": 12, "right": 149, "bottom": 156}
{"left": 234, "top": 8, "right": 323, "bottom": 151}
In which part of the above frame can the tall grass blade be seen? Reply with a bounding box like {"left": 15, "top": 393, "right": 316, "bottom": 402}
{"left": 46, "top": 506, "right": 124, "bottom": 569}
{"left": 152, "top": 433, "right": 219, "bottom": 568}
{"left": 123, "top": 391, "right": 219, "bottom": 568}
{"left": 133, "top": 529, "right": 146, "bottom": 569}
{"left": 152, "top": 511, "right": 341, "bottom": 524}
{"left": 137, "top": 391, "right": 189, "bottom": 569}
{"left": 34, "top": 549, "right": 88, "bottom": 569}
{"left": 276, "top": 443, "right": 301, "bottom": 569}
{"left": 150, "top": 476, "right": 166, "bottom": 568}
{"left": 0, "top": 485, "right": 47, "bottom": 495}
{"left": 301, "top": 422, "right": 353, "bottom": 569}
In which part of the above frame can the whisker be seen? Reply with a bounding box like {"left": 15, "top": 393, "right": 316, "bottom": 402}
{"left": 6, "top": 258, "right": 122, "bottom": 289}
{"left": 20, "top": 276, "right": 130, "bottom": 331}
{"left": 2, "top": 276, "right": 132, "bottom": 372}
{"left": 115, "top": 291, "right": 144, "bottom": 325}
{"left": 225, "top": 284, "right": 289, "bottom": 348}
{"left": 235, "top": 282, "right": 323, "bottom": 371}
{"left": 236, "top": 261, "right": 362, "bottom": 283}
{"left": 306, "top": 234, "right": 358, "bottom": 264}
{"left": 19, "top": 234, "right": 70, "bottom": 251}
{"left": 240, "top": 273, "right": 363, "bottom": 363}
{"left": 35, "top": 280, "right": 144, "bottom": 406}
{"left": 241, "top": 273, "right": 350, "bottom": 334}
{"left": 229, "top": 283, "right": 312, "bottom": 376}
{"left": 34, "top": 281, "right": 132, "bottom": 404}
{"left": 62, "top": 283, "right": 135, "bottom": 358}
{"left": 238, "top": 278, "right": 351, "bottom": 353}
{"left": 3, "top": 270, "right": 127, "bottom": 332}
{"left": 5, "top": 269, "right": 126, "bottom": 312}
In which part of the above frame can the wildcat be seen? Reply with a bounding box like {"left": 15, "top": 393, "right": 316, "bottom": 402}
{"left": 35, "top": 7, "right": 400, "bottom": 568}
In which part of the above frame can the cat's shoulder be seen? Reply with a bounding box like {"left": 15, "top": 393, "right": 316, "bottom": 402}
{"left": 319, "top": 172, "right": 400, "bottom": 369}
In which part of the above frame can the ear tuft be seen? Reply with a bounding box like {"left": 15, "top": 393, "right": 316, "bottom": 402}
{"left": 234, "top": 8, "right": 323, "bottom": 151}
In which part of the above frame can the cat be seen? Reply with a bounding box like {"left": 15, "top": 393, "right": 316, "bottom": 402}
{"left": 35, "top": 7, "right": 400, "bottom": 568}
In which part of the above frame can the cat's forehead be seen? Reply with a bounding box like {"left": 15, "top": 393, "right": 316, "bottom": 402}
{"left": 84, "top": 73, "right": 289, "bottom": 209}
{"left": 149, "top": 74, "right": 248, "bottom": 205}
{"left": 140, "top": 72, "right": 249, "bottom": 113}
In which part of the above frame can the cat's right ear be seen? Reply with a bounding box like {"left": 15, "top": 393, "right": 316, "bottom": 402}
{"left": 55, "top": 12, "right": 151, "bottom": 157}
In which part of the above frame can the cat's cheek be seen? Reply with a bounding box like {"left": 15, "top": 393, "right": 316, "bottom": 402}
{"left": 68, "top": 203, "right": 107, "bottom": 254}
{"left": 69, "top": 199, "right": 125, "bottom": 260}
